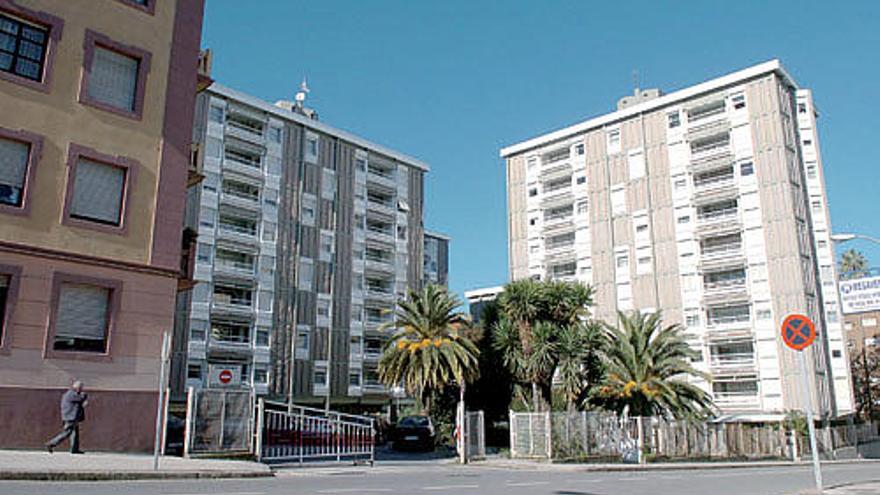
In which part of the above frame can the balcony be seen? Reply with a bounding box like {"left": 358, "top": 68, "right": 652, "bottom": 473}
{"left": 541, "top": 161, "right": 572, "bottom": 181}
{"left": 362, "top": 380, "right": 386, "bottom": 394}
{"left": 219, "top": 188, "right": 261, "bottom": 212}
{"left": 541, "top": 186, "right": 574, "bottom": 208}
{"left": 686, "top": 99, "right": 726, "bottom": 124}
{"left": 365, "top": 251, "right": 395, "bottom": 274}
{"left": 687, "top": 116, "right": 730, "bottom": 142}
{"left": 541, "top": 147, "right": 571, "bottom": 168}
{"left": 707, "top": 305, "right": 751, "bottom": 329}
{"left": 366, "top": 166, "right": 397, "bottom": 189}
{"left": 700, "top": 237, "right": 745, "bottom": 271}
{"left": 226, "top": 117, "right": 265, "bottom": 144}
{"left": 366, "top": 199, "right": 397, "bottom": 217}
{"left": 696, "top": 204, "right": 740, "bottom": 236}
{"left": 693, "top": 167, "right": 736, "bottom": 202}
{"left": 214, "top": 254, "right": 256, "bottom": 279}
{"left": 207, "top": 322, "right": 252, "bottom": 355}
{"left": 365, "top": 224, "right": 395, "bottom": 245}
{"left": 709, "top": 351, "right": 756, "bottom": 374}
{"left": 212, "top": 287, "right": 255, "bottom": 316}
{"left": 689, "top": 134, "right": 733, "bottom": 174}
{"left": 217, "top": 218, "right": 258, "bottom": 244}
{"left": 223, "top": 150, "right": 263, "bottom": 179}
{"left": 712, "top": 379, "right": 760, "bottom": 409}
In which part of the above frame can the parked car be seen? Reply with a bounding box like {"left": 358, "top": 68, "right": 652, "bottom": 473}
{"left": 392, "top": 415, "right": 435, "bottom": 451}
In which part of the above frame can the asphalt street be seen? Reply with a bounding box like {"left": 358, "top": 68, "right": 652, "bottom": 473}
{"left": 1, "top": 462, "right": 879, "bottom": 495}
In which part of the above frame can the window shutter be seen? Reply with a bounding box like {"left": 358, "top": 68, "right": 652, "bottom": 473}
{"left": 71, "top": 159, "right": 125, "bottom": 225}
{"left": 0, "top": 137, "right": 29, "bottom": 189}
{"left": 88, "top": 47, "right": 139, "bottom": 111}
{"left": 55, "top": 284, "right": 110, "bottom": 341}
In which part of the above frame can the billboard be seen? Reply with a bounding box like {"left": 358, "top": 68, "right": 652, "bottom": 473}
{"left": 839, "top": 275, "right": 880, "bottom": 314}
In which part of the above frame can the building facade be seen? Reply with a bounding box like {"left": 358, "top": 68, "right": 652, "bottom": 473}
{"left": 500, "top": 60, "right": 853, "bottom": 420}
{"left": 173, "top": 84, "right": 428, "bottom": 408}
{"left": 0, "top": 0, "right": 205, "bottom": 450}
{"left": 465, "top": 286, "right": 504, "bottom": 325}
{"left": 423, "top": 230, "right": 450, "bottom": 287}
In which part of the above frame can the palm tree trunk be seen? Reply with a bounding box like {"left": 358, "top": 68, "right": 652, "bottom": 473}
{"left": 531, "top": 382, "right": 540, "bottom": 412}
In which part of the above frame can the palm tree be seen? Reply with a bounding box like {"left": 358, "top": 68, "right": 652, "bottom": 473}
{"left": 840, "top": 249, "right": 869, "bottom": 278}
{"left": 555, "top": 322, "right": 603, "bottom": 411}
{"left": 378, "top": 285, "right": 479, "bottom": 414}
{"left": 594, "top": 311, "right": 713, "bottom": 419}
{"left": 493, "top": 279, "right": 596, "bottom": 410}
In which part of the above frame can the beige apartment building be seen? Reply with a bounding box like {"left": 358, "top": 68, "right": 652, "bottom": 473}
{"left": 500, "top": 60, "right": 853, "bottom": 420}
{"left": 0, "top": 0, "right": 205, "bottom": 450}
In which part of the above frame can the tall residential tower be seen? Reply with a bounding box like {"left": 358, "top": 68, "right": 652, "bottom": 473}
{"left": 173, "top": 84, "right": 428, "bottom": 408}
{"left": 500, "top": 60, "right": 852, "bottom": 420}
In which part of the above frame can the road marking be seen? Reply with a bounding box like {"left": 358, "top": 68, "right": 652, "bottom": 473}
{"left": 316, "top": 489, "right": 392, "bottom": 494}
{"left": 421, "top": 484, "right": 480, "bottom": 491}
{"left": 165, "top": 492, "right": 265, "bottom": 495}
{"left": 506, "top": 481, "right": 550, "bottom": 487}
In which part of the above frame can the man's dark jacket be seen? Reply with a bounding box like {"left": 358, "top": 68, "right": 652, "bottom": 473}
{"left": 60, "top": 390, "right": 87, "bottom": 423}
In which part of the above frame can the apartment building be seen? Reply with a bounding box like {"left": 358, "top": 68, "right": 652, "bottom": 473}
{"left": 423, "top": 230, "right": 450, "bottom": 287}
{"left": 465, "top": 286, "right": 504, "bottom": 325}
{"left": 173, "top": 84, "right": 428, "bottom": 408}
{"left": 0, "top": 0, "right": 205, "bottom": 450}
{"left": 500, "top": 60, "right": 853, "bottom": 420}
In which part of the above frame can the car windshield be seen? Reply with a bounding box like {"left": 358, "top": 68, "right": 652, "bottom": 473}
{"left": 399, "top": 416, "right": 429, "bottom": 427}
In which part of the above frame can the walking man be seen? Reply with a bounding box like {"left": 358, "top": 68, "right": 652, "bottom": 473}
{"left": 46, "top": 380, "right": 88, "bottom": 454}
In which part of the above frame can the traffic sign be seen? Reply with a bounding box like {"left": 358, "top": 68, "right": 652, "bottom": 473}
{"left": 781, "top": 314, "right": 816, "bottom": 351}
{"left": 218, "top": 369, "right": 233, "bottom": 384}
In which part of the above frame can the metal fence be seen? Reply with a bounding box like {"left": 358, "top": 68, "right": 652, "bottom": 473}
{"left": 510, "top": 411, "right": 880, "bottom": 462}
{"left": 466, "top": 411, "right": 486, "bottom": 460}
{"left": 256, "top": 400, "right": 375, "bottom": 464}
{"left": 184, "top": 387, "right": 254, "bottom": 456}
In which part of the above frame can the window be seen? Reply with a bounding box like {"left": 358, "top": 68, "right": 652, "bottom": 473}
{"left": 610, "top": 187, "right": 626, "bottom": 216}
{"left": 636, "top": 224, "right": 648, "bottom": 234}
{"left": 349, "top": 372, "right": 361, "bottom": 387}
{"left": 628, "top": 150, "right": 645, "bottom": 179}
{"left": 0, "top": 132, "right": 37, "bottom": 210}
{"left": 254, "top": 367, "right": 268, "bottom": 384}
{"left": 0, "top": 269, "right": 19, "bottom": 348}
{"left": 798, "top": 103, "right": 808, "bottom": 114}
{"left": 256, "top": 327, "right": 270, "bottom": 346}
{"left": 803, "top": 139, "right": 812, "bottom": 147}
{"left": 67, "top": 155, "right": 128, "bottom": 227}
{"left": 806, "top": 162, "right": 817, "bottom": 179}
{"left": 298, "top": 261, "right": 314, "bottom": 290}
{"left": 575, "top": 143, "right": 585, "bottom": 156}
{"left": 397, "top": 225, "right": 407, "bottom": 240}
{"left": 577, "top": 200, "right": 588, "bottom": 214}
{"left": 208, "top": 105, "right": 224, "bottom": 123}
{"left": 576, "top": 176, "right": 586, "bottom": 185}
{"left": 263, "top": 222, "right": 276, "bottom": 242}
{"left": 117, "top": 0, "right": 154, "bottom": 13}
{"left": 686, "top": 314, "right": 700, "bottom": 327}
{"left": 731, "top": 93, "right": 746, "bottom": 110}
{"left": 296, "top": 329, "right": 309, "bottom": 350}
{"left": 528, "top": 187, "right": 538, "bottom": 197}
{"left": 189, "top": 319, "right": 207, "bottom": 341}
{"left": 0, "top": 11, "right": 50, "bottom": 82}
{"left": 667, "top": 111, "right": 681, "bottom": 128}
{"left": 268, "top": 126, "right": 282, "bottom": 143}
{"left": 196, "top": 243, "right": 212, "bottom": 263}
{"left": 616, "top": 253, "right": 629, "bottom": 269}
{"left": 51, "top": 280, "right": 116, "bottom": 354}
{"left": 187, "top": 364, "right": 202, "bottom": 380}
{"left": 314, "top": 368, "right": 328, "bottom": 386}
{"left": 529, "top": 217, "right": 537, "bottom": 226}
{"left": 80, "top": 31, "right": 151, "bottom": 118}
{"left": 757, "top": 309, "right": 772, "bottom": 320}
{"left": 320, "top": 232, "right": 334, "bottom": 255}
{"left": 306, "top": 136, "right": 318, "bottom": 160}
{"left": 355, "top": 157, "right": 366, "bottom": 171}
{"left": 811, "top": 200, "right": 822, "bottom": 214}
{"left": 606, "top": 128, "right": 621, "bottom": 154}
{"left": 740, "top": 162, "right": 754, "bottom": 176}
{"left": 674, "top": 178, "right": 687, "bottom": 190}
{"left": 317, "top": 299, "right": 330, "bottom": 318}
{"left": 677, "top": 215, "right": 690, "bottom": 224}
{"left": 863, "top": 318, "right": 878, "bottom": 328}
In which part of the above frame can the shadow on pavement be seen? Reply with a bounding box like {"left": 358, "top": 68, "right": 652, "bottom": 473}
{"left": 374, "top": 445, "right": 456, "bottom": 464}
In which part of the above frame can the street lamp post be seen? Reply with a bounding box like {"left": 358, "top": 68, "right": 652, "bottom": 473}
{"left": 831, "top": 232, "right": 880, "bottom": 420}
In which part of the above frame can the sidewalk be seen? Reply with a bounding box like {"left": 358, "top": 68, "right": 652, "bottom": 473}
{"left": 0, "top": 450, "right": 273, "bottom": 481}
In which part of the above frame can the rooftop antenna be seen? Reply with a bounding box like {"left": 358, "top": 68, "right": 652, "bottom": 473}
{"left": 632, "top": 69, "right": 640, "bottom": 94}
{"left": 295, "top": 76, "right": 310, "bottom": 108}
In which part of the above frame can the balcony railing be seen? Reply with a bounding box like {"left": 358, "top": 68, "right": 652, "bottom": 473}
{"left": 702, "top": 242, "right": 742, "bottom": 257}
{"left": 698, "top": 208, "right": 738, "bottom": 224}
{"left": 707, "top": 314, "right": 750, "bottom": 326}
{"left": 712, "top": 390, "right": 760, "bottom": 406}
{"left": 703, "top": 278, "right": 747, "bottom": 291}
{"left": 220, "top": 190, "right": 261, "bottom": 210}
{"left": 710, "top": 353, "right": 756, "bottom": 369}
{"left": 218, "top": 222, "right": 257, "bottom": 238}
{"left": 694, "top": 173, "right": 735, "bottom": 191}
{"left": 687, "top": 101, "right": 726, "bottom": 122}
{"left": 224, "top": 154, "right": 262, "bottom": 178}
{"left": 215, "top": 258, "right": 255, "bottom": 277}
{"left": 227, "top": 119, "right": 264, "bottom": 141}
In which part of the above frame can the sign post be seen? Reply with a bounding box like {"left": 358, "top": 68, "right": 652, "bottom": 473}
{"left": 782, "top": 314, "right": 822, "bottom": 494}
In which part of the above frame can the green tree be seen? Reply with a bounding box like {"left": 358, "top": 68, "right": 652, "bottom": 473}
{"left": 839, "top": 249, "right": 869, "bottom": 278}
{"left": 378, "top": 285, "right": 479, "bottom": 414}
{"left": 493, "top": 279, "right": 597, "bottom": 411}
{"left": 593, "top": 311, "right": 714, "bottom": 419}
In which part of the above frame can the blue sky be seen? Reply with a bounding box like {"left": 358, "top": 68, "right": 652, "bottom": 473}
{"left": 202, "top": 0, "right": 880, "bottom": 298}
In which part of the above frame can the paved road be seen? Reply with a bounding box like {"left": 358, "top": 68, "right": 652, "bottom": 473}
{"left": 1, "top": 462, "right": 878, "bottom": 495}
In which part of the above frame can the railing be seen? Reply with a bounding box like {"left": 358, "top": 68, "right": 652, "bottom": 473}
{"left": 215, "top": 258, "right": 255, "bottom": 276}
{"left": 541, "top": 149, "right": 570, "bottom": 166}
{"left": 710, "top": 353, "right": 756, "bottom": 369}
{"left": 694, "top": 174, "right": 735, "bottom": 191}
{"left": 698, "top": 208, "right": 738, "bottom": 223}
{"left": 258, "top": 400, "right": 374, "bottom": 465}
{"left": 363, "top": 350, "right": 382, "bottom": 361}
{"left": 688, "top": 102, "right": 726, "bottom": 122}
{"left": 227, "top": 119, "right": 264, "bottom": 138}
{"left": 702, "top": 242, "right": 742, "bottom": 256}
{"left": 546, "top": 241, "right": 575, "bottom": 252}
{"left": 703, "top": 278, "right": 747, "bottom": 291}
{"left": 712, "top": 391, "right": 760, "bottom": 406}
{"left": 218, "top": 222, "right": 257, "bottom": 238}
{"left": 707, "top": 314, "right": 751, "bottom": 326}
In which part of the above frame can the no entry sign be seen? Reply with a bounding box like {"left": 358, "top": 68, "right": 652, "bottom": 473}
{"left": 218, "top": 369, "right": 234, "bottom": 384}
{"left": 781, "top": 314, "right": 816, "bottom": 351}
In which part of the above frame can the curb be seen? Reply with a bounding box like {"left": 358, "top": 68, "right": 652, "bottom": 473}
{"left": 0, "top": 470, "right": 274, "bottom": 482}
{"left": 468, "top": 458, "right": 880, "bottom": 473}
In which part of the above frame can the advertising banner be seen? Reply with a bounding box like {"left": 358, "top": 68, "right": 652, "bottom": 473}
{"left": 839, "top": 275, "right": 880, "bottom": 314}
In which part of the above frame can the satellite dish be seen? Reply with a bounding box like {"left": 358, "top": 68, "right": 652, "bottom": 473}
{"left": 295, "top": 76, "right": 310, "bottom": 103}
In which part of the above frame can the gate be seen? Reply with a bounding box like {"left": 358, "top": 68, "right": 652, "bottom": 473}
{"left": 256, "top": 400, "right": 375, "bottom": 464}
{"left": 184, "top": 387, "right": 254, "bottom": 456}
